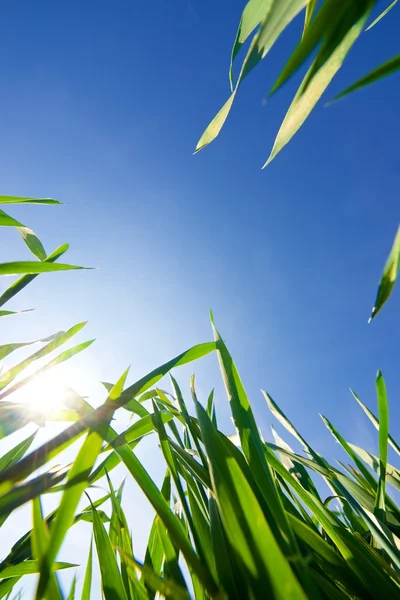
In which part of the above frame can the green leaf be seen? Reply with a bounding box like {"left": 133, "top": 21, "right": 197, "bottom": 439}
{"left": 16, "top": 228, "right": 47, "bottom": 261}
{"left": 0, "top": 261, "right": 88, "bottom": 276}
{"left": 195, "top": 401, "right": 307, "bottom": 599}
{"left": 210, "top": 317, "right": 297, "bottom": 557}
{"left": 0, "top": 321, "right": 87, "bottom": 391}
{"left": 266, "top": 0, "right": 373, "bottom": 164}
{"left": 195, "top": 0, "right": 309, "bottom": 153}
{"left": 32, "top": 497, "right": 63, "bottom": 600}
{"left": 366, "top": 0, "right": 399, "bottom": 30}
{"left": 0, "top": 561, "right": 75, "bottom": 579}
{"left": 0, "top": 209, "right": 24, "bottom": 227}
{"left": 67, "top": 576, "right": 77, "bottom": 600}
{"left": 0, "top": 196, "right": 61, "bottom": 205}
{"left": 81, "top": 538, "right": 93, "bottom": 600}
{"left": 330, "top": 55, "right": 400, "bottom": 102}
{"left": 0, "top": 309, "right": 33, "bottom": 318}
{"left": 229, "top": 0, "right": 272, "bottom": 89}
{"left": 0, "top": 244, "right": 69, "bottom": 308}
{"left": 119, "top": 550, "right": 191, "bottom": 600}
{"left": 369, "top": 225, "right": 400, "bottom": 321}
{"left": 303, "top": 0, "right": 317, "bottom": 33}
{"left": 351, "top": 389, "right": 400, "bottom": 455}
{"left": 0, "top": 208, "right": 47, "bottom": 260}
{"left": 348, "top": 443, "right": 400, "bottom": 491}
{"left": 90, "top": 502, "right": 128, "bottom": 600}
{"left": 374, "top": 370, "right": 389, "bottom": 522}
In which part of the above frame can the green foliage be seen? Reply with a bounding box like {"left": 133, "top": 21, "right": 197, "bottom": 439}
{"left": 0, "top": 199, "right": 399, "bottom": 599}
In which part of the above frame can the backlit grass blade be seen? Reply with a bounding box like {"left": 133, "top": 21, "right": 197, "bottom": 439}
{"left": 0, "top": 432, "right": 37, "bottom": 471}
{"left": 195, "top": 400, "right": 307, "bottom": 599}
{"left": 195, "top": 0, "right": 309, "bottom": 153}
{"left": 0, "top": 309, "right": 33, "bottom": 318}
{"left": 143, "top": 471, "right": 171, "bottom": 597}
{"left": 0, "top": 468, "right": 67, "bottom": 523}
{"left": 119, "top": 550, "right": 191, "bottom": 600}
{"left": 112, "top": 441, "right": 218, "bottom": 596}
{"left": 265, "top": 1, "right": 373, "bottom": 165}
{"left": 32, "top": 498, "right": 63, "bottom": 600}
{"left": 208, "top": 496, "right": 242, "bottom": 600}
{"left": 0, "top": 196, "right": 61, "bottom": 205}
{"left": 0, "top": 333, "right": 60, "bottom": 361}
{"left": 320, "top": 415, "right": 377, "bottom": 494}
{"left": 0, "top": 261, "right": 88, "bottom": 276}
{"left": 271, "top": 425, "right": 321, "bottom": 499}
{"left": 351, "top": 388, "right": 400, "bottom": 455}
{"left": 367, "top": 0, "right": 399, "bottom": 29}
{"left": 0, "top": 340, "right": 95, "bottom": 400}
{"left": 67, "top": 576, "right": 77, "bottom": 600}
{"left": 80, "top": 538, "right": 93, "bottom": 600}
{"left": 16, "top": 227, "right": 47, "bottom": 261}
{"left": 303, "top": 0, "right": 317, "bottom": 33}
{"left": 374, "top": 370, "right": 389, "bottom": 522}
{"left": 0, "top": 561, "right": 76, "bottom": 579}
{"left": 329, "top": 55, "right": 400, "bottom": 103}
{"left": 349, "top": 443, "right": 400, "bottom": 491}
{"left": 229, "top": 0, "right": 272, "bottom": 89}
{"left": 90, "top": 502, "right": 128, "bottom": 600}
{"left": 35, "top": 369, "right": 129, "bottom": 599}
{"left": 210, "top": 316, "right": 297, "bottom": 557}
{"left": 0, "top": 244, "right": 69, "bottom": 308}
{"left": 369, "top": 225, "right": 400, "bottom": 321}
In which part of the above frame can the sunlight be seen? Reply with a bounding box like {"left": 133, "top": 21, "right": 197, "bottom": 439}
{"left": 19, "top": 372, "right": 68, "bottom": 417}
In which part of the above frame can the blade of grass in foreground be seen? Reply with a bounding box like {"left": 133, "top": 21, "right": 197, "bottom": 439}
{"left": 210, "top": 315, "right": 297, "bottom": 557}
{"left": 374, "top": 370, "right": 389, "bottom": 523}
{"left": 119, "top": 550, "right": 191, "bottom": 600}
{"left": 195, "top": 400, "right": 307, "bottom": 599}
{"left": 32, "top": 498, "right": 63, "bottom": 600}
{"left": 90, "top": 502, "right": 128, "bottom": 600}
{"left": 80, "top": 538, "right": 93, "bottom": 600}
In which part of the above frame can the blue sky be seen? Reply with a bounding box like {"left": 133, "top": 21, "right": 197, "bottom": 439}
{"left": 0, "top": 0, "right": 399, "bottom": 595}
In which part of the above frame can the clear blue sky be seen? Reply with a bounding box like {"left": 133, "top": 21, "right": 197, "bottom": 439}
{"left": 0, "top": 0, "right": 399, "bottom": 595}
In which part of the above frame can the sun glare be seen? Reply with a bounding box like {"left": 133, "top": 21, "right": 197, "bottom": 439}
{"left": 19, "top": 372, "right": 67, "bottom": 417}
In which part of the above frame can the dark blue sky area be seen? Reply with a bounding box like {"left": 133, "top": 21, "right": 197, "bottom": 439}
{"left": 1, "top": 0, "right": 399, "bottom": 458}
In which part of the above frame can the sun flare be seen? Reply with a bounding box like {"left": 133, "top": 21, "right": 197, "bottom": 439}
{"left": 18, "top": 372, "right": 68, "bottom": 417}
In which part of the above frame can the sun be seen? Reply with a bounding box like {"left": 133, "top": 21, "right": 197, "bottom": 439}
{"left": 18, "top": 371, "right": 68, "bottom": 417}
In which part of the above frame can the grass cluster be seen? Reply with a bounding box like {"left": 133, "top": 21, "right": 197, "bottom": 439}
{"left": 0, "top": 197, "right": 399, "bottom": 599}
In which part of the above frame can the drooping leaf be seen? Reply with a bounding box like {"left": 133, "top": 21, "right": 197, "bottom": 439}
{"left": 369, "top": 225, "right": 400, "bottom": 321}
{"left": 266, "top": 0, "right": 374, "bottom": 164}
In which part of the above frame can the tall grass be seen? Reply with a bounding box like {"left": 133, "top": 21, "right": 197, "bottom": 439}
{"left": 1, "top": 3, "right": 400, "bottom": 598}
{"left": 0, "top": 196, "right": 399, "bottom": 599}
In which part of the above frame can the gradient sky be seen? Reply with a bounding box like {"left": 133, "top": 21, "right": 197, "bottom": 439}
{"left": 0, "top": 0, "right": 399, "bottom": 596}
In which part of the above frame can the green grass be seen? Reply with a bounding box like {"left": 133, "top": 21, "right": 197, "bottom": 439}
{"left": 0, "top": 3, "right": 400, "bottom": 596}
{"left": 0, "top": 196, "right": 399, "bottom": 599}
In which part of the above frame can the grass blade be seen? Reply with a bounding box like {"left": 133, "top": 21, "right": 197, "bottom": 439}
{"left": 374, "top": 370, "right": 389, "bottom": 522}
{"left": 367, "top": 0, "right": 399, "bottom": 29}
{"left": 369, "top": 225, "right": 400, "bottom": 321}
